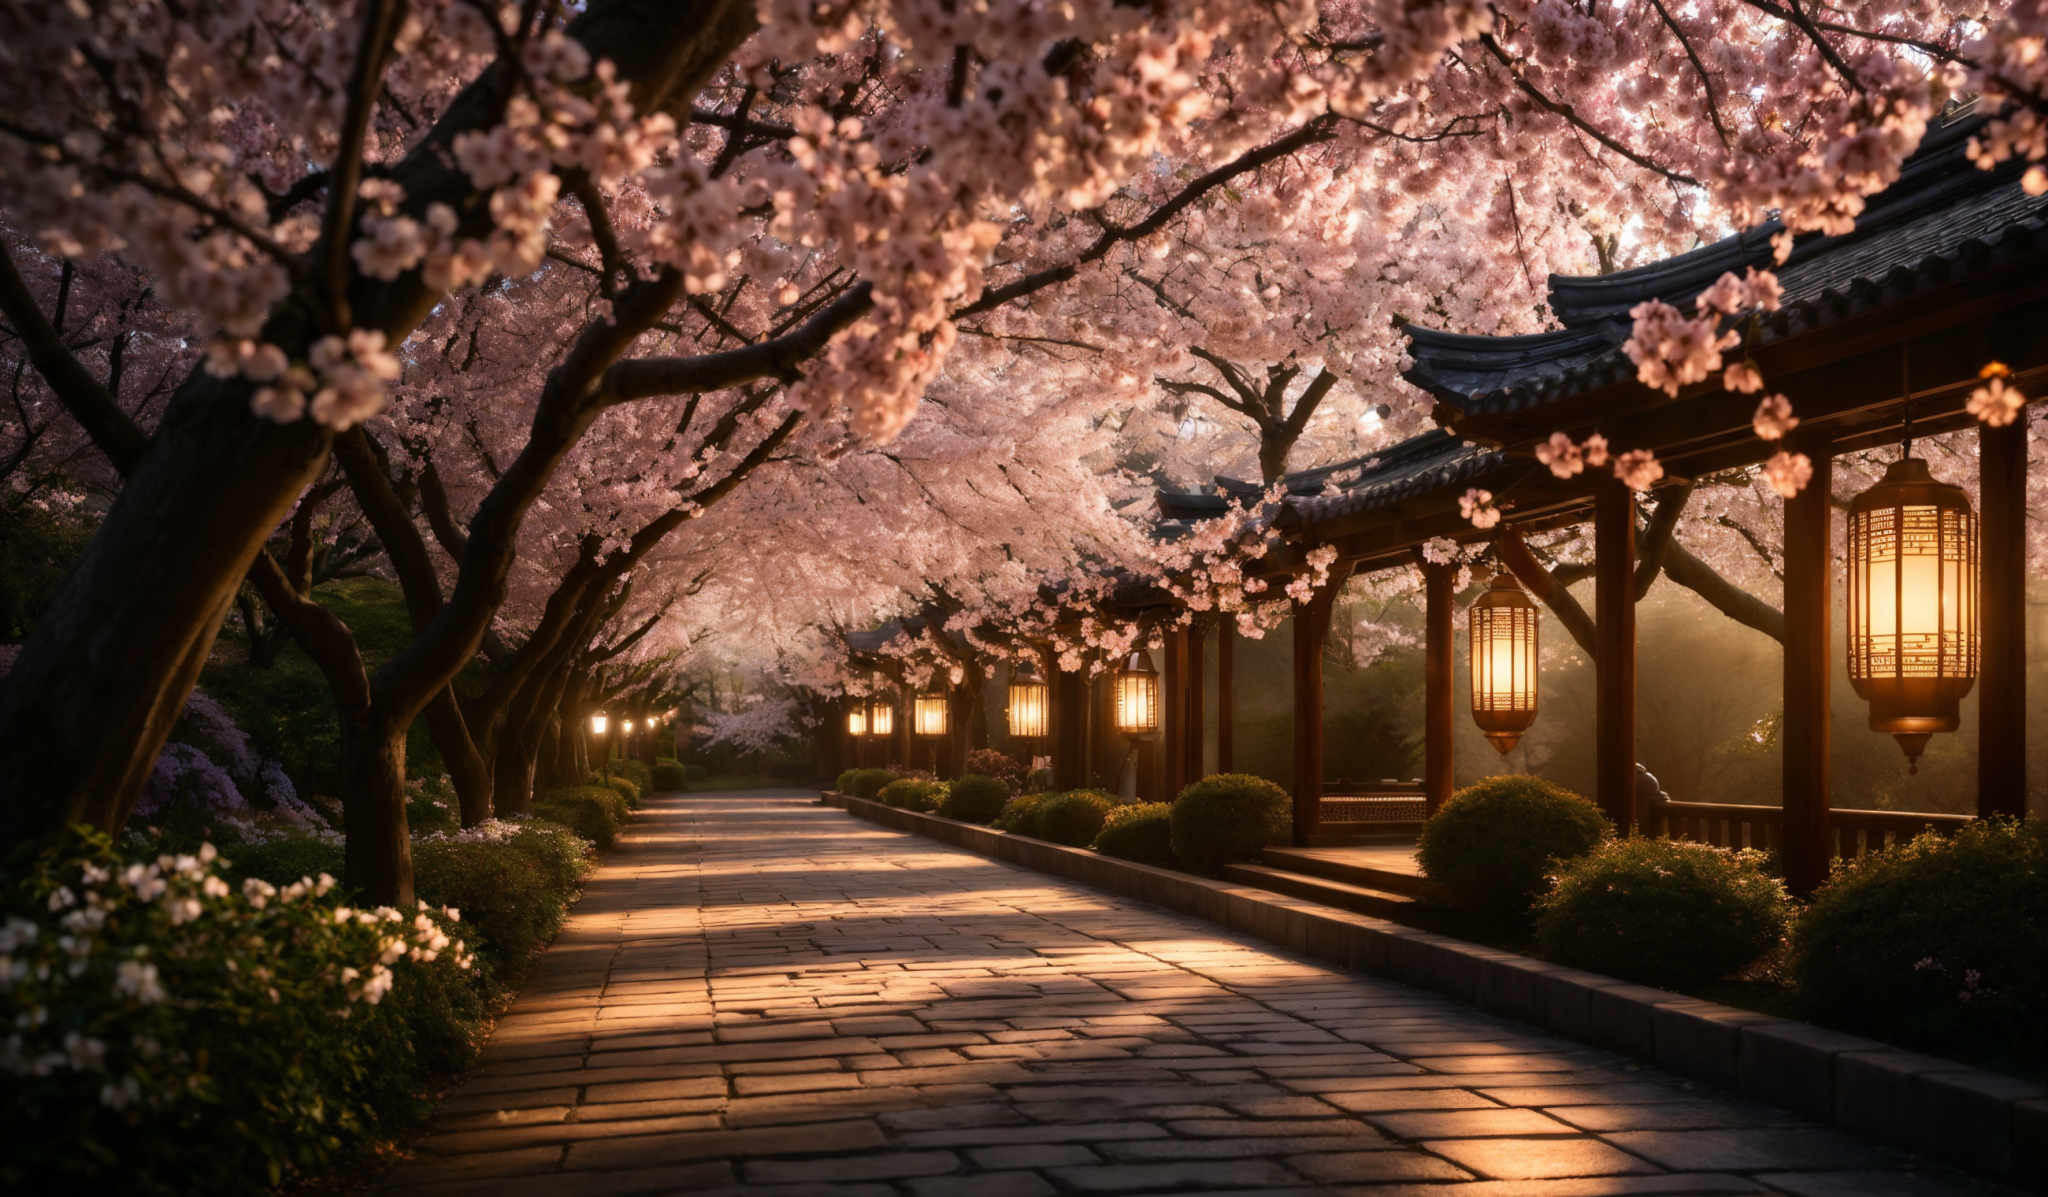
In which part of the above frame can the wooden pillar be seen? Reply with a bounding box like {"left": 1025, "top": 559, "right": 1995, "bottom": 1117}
{"left": 1217, "top": 622, "right": 1235, "bottom": 772}
{"left": 1979, "top": 419, "right": 2028, "bottom": 818}
{"left": 1053, "top": 667, "right": 1087, "bottom": 790}
{"left": 1162, "top": 626, "right": 1187, "bottom": 801}
{"left": 893, "top": 685, "right": 913, "bottom": 772}
{"left": 1595, "top": 481, "right": 1638, "bottom": 832}
{"left": 1782, "top": 436, "right": 1833, "bottom": 895}
{"left": 1422, "top": 560, "right": 1456, "bottom": 817}
{"left": 1185, "top": 622, "right": 1206, "bottom": 786}
{"left": 1291, "top": 587, "right": 1336, "bottom": 846}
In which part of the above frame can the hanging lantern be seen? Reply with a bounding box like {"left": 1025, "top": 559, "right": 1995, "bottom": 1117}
{"left": 868, "top": 697, "right": 894, "bottom": 738}
{"left": 589, "top": 712, "right": 609, "bottom": 736}
{"left": 913, "top": 689, "right": 950, "bottom": 737}
{"left": 1112, "top": 650, "right": 1160, "bottom": 736}
{"left": 1847, "top": 456, "right": 1979, "bottom": 771}
{"left": 1008, "top": 660, "right": 1050, "bottom": 739}
{"left": 622, "top": 719, "right": 635, "bottom": 735}
{"left": 1468, "top": 571, "right": 1539, "bottom": 754}
{"left": 846, "top": 704, "right": 868, "bottom": 737}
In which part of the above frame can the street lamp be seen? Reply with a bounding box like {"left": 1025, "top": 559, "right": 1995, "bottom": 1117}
{"left": 1007, "top": 660, "right": 1049, "bottom": 740}
{"left": 1847, "top": 455, "right": 1979, "bottom": 771}
{"left": 1112, "top": 650, "right": 1160, "bottom": 737}
{"left": 1469, "top": 570, "right": 1539, "bottom": 754}
{"left": 590, "top": 711, "right": 611, "bottom": 780}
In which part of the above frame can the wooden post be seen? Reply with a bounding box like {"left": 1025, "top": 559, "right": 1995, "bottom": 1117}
{"left": 1291, "top": 587, "right": 1336, "bottom": 846}
{"left": 1217, "top": 622, "right": 1235, "bottom": 772}
{"left": 893, "top": 685, "right": 913, "bottom": 771}
{"left": 1185, "top": 621, "right": 1206, "bottom": 786}
{"left": 1053, "top": 666, "right": 1087, "bottom": 790}
{"left": 1162, "top": 625, "right": 1187, "bottom": 802}
{"left": 1422, "top": 560, "right": 1456, "bottom": 817}
{"left": 1979, "top": 419, "right": 2028, "bottom": 818}
{"left": 1595, "top": 481, "right": 1638, "bottom": 832}
{"left": 1782, "top": 436, "right": 1833, "bottom": 895}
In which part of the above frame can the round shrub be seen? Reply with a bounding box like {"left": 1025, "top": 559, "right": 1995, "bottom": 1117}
{"left": 534, "top": 784, "right": 629, "bottom": 849}
{"left": 1419, "top": 775, "right": 1608, "bottom": 921}
{"left": 939, "top": 774, "right": 1011, "bottom": 823}
{"left": 617, "top": 758, "right": 653, "bottom": 796}
{"left": 846, "top": 768, "right": 895, "bottom": 800}
{"left": 652, "top": 759, "right": 688, "bottom": 792}
{"left": 1039, "top": 790, "right": 1116, "bottom": 846}
{"left": 412, "top": 828, "right": 585, "bottom": 976}
{"left": 1169, "top": 773, "right": 1291, "bottom": 875}
{"left": 598, "top": 774, "right": 642, "bottom": 810}
{"left": 1792, "top": 820, "right": 2048, "bottom": 1068}
{"left": 1093, "top": 802, "right": 1177, "bottom": 868}
{"left": 877, "top": 777, "right": 941, "bottom": 813}
{"left": 994, "top": 792, "right": 1053, "bottom": 837}
{"left": 963, "top": 747, "right": 1024, "bottom": 784}
{"left": 1535, "top": 838, "right": 1791, "bottom": 987}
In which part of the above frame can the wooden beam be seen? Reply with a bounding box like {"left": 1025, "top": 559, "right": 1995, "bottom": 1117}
{"left": 1782, "top": 434, "right": 1833, "bottom": 896}
{"left": 1499, "top": 527, "right": 1598, "bottom": 658}
{"left": 1291, "top": 587, "right": 1336, "bottom": 846}
{"left": 1979, "top": 418, "right": 2029, "bottom": 818}
{"left": 1595, "top": 481, "right": 1638, "bottom": 831}
{"left": 1422, "top": 560, "right": 1456, "bottom": 818}
{"left": 1217, "top": 622, "right": 1235, "bottom": 772}
{"left": 1185, "top": 622, "right": 1206, "bottom": 786}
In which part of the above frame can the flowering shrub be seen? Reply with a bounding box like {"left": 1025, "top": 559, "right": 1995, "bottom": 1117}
{"left": 411, "top": 822, "right": 591, "bottom": 975}
{"left": 405, "top": 775, "right": 461, "bottom": 836}
{"left": 1092, "top": 802, "right": 1177, "bottom": 869}
{"left": 135, "top": 689, "right": 323, "bottom": 836}
{"left": 937, "top": 774, "right": 1011, "bottom": 824}
{"left": 1169, "top": 774, "right": 1291, "bottom": 876}
{"left": 0, "top": 834, "right": 482, "bottom": 1192}
{"left": 1792, "top": 820, "right": 2048, "bottom": 1070}
{"left": 1535, "top": 838, "right": 1791, "bottom": 988}
{"left": 1038, "top": 790, "right": 1117, "bottom": 847}
{"left": 1419, "top": 775, "right": 1609, "bottom": 923}
{"left": 963, "top": 748, "right": 1024, "bottom": 786}
{"left": 534, "top": 785, "right": 631, "bottom": 849}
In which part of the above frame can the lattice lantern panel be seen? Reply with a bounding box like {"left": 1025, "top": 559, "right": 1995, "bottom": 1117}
{"left": 1469, "top": 571, "right": 1539, "bottom": 753}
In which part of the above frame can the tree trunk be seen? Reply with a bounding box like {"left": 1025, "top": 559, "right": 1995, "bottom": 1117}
{"left": 340, "top": 712, "right": 416, "bottom": 907}
{"left": 494, "top": 730, "right": 541, "bottom": 816}
{"left": 426, "top": 688, "right": 493, "bottom": 826}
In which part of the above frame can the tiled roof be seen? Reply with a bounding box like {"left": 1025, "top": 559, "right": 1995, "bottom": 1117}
{"left": 1405, "top": 112, "right": 2048, "bottom": 419}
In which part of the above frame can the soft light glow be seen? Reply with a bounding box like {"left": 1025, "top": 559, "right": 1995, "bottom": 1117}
{"left": 1847, "top": 456, "right": 1979, "bottom": 770}
{"left": 846, "top": 706, "right": 867, "bottom": 737}
{"left": 1008, "top": 661, "right": 1049, "bottom": 739}
{"left": 913, "top": 690, "right": 949, "bottom": 737}
{"left": 622, "top": 719, "right": 635, "bottom": 734}
{"left": 1113, "top": 651, "right": 1159, "bottom": 736}
{"left": 1468, "top": 571, "right": 1539, "bottom": 753}
{"left": 868, "top": 699, "right": 894, "bottom": 738}
{"left": 589, "top": 713, "right": 609, "bottom": 736}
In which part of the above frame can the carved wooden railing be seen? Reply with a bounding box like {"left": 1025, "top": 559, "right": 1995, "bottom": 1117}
{"left": 1647, "top": 796, "right": 1972, "bottom": 860}
{"left": 1319, "top": 778, "right": 1426, "bottom": 824}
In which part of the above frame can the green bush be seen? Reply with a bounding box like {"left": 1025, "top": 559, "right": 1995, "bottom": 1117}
{"left": 1419, "top": 775, "right": 1609, "bottom": 921}
{"left": 496, "top": 821, "right": 593, "bottom": 894}
{"left": 217, "top": 833, "right": 345, "bottom": 887}
{"left": 994, "top": 792, "right": 1054, "bottom": 837}
{"left": 1039, "top": 790, "right": 1116, "bottom": 846}
{"left": 653, "top": 759, "right": 688, "bottom": 791}
{"left": 534, "top": 784, "right": 630, "bottom": 849}
{"left": 617, "top": 758, "right": 652, "bottom": 796}
{"left": 845, "top": 768, "right": 896, "bottom": 800}
{"left": 1169, "top": 773, "right": 1291, "bottom": 875}
{"left": 938, "top": 774, "right": 1011, "bottom": 823}
{"left": 406, "top": 777, "right": 461, "bottom": 835}
{"left": 1093, "top": 802, "right": 1177, "bottom": 868}
{"left": 684, "top": 762, "right": 709, "bottom": 782}
{"left": 1535, "top": 838, "right": 1791, "bottom": 987}
{"left": 411, "top": 826, "right": 587, "bottom": 977}
{"left": 834, "top": 767, "right": 863, "bottom": 794}
{"left": 0, "top": 833, "right": 488, "bottom": 1194}
{"left": 598, "top": 773, "right": 642, "bottom": 809}
{"left": 1792, "top": 820, "right": 2048, "bottom": 1068}
{"left": 877, "top": 777, "right": 942, "bottom": 813}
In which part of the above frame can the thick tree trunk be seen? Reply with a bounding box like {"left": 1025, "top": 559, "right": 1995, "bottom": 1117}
{"left": 340, "top": 712, "right": 415, "bottom": 907}
{"left": 494, "top": 730, "right": 541, "bottom": 816}
{"left": 426, "top": 688, "right": 493, "bottom": 826}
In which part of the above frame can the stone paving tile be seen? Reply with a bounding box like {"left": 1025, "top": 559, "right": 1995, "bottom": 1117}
{"left": 382, "top": 791, "right": 2012, "bottom": 1195}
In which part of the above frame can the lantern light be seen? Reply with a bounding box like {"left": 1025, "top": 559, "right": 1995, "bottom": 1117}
{"left": 868, "top": 698, "right": 894, "bottom": 738}
{"left": 1847, "top": 455, "right": 1979, "bottom": 771}
{"left": 1468, "top": 570, "right": 1539, "bottom": 754}
{"left": 622, "top": 719, "right": 635, "bottom": 734}
{"left": 1007, "top": 660, "right": 1049, "bottom": 740}
{"left": 913, "top": 689, "right": 950, "bottom": 737}
{"left": 1112, "top": 650, "right": 1160, "bottom": 737}
{"left": 846, "top": 705, "right": 867, "bottom": 737}
{"left": 590, "top": 713, "right": 609, "bottom": 736}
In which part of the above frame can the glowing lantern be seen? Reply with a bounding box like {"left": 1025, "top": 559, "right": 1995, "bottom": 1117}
{"left": 622, "top": 719, "right": 635, "bottom": 734}
{"left": 1468, "top": 571, "right": 1539, "bottom": 753}
{"left": 846, "top": 704, "right": 868, "bottom": 737}
{"left": 1008, "top": 660, "right": 1049, "bottom": 739}
{"left": 1847, "top": 456, "right": 1979, "bottom": 771}
{"left": 913, "top": 689, "right": 950, "bottom": 737}
{"left": 868, "top": 698, "right": 894, "bottom": 738}
{"left": 1113, "top": 651, "right": 1160, "bottom": 736}
{"left": 589, "top": 713, "right": 609, "bottom": 736}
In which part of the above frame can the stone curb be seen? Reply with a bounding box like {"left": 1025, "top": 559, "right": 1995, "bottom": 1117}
{"left": 821, "top": 790, "right": 2046, "bottom": 1185}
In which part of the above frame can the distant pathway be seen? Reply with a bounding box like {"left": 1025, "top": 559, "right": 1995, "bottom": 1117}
{"left": 384, "top": 790, "right": 2010, "bottom": 1196}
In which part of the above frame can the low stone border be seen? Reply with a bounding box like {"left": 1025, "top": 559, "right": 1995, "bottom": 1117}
{"left": 822, "top": 790, "right": 2047, "bottom": 1185}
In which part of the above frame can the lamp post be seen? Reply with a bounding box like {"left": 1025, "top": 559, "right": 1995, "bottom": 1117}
{"left": 590, "top": 712, "right": 611, "bottom": 781}
{"left": 1469, "top": 570, "right": 1540, "bottom": 754}
{"left": 1111, "top": 650, "right": 1160, "bottom": 799}
{"left": 1847, "top": 455, "right": 1979, "bottom": 771}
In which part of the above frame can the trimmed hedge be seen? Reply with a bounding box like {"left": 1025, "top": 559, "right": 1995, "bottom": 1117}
{"left": 1169, "top": 773, "right": 1290, "bottom": 875}
{"left": 617, "top": 758, "right": 652, "bottom": 797}
{"left": 1536, "top": 838, "right": 1790, "bottom": 987}
{"left": 1419, "top": 774, "right": 1608, "bottom": 922}
{"left": 412, "top": 822, "right": 593, "bottom": 976}
{"left": 993, "top": 792, "right": 1054, "bottom": 838}
{"left": 1038, "top": 790, "right": 1116, "bottom": 846}
{"left": 843, "top": 768, "right": 896, "bottom": 801}
{"left": 535, "top": 784, "right": 631, "bottom": 849}
{"left": 877, "top": 777, "right": 943, "bottom": 813}
{"left": 938, "top": 774, "right": 1011, "bottom": 823}
{"left": 597, "top": 774, "right": 642, "bottom": 810}
{"left": 1093, "top": 802, "right": 1176, "bottom": 868}
{"left": 652, "top": 759, "right": 688, "bottom": 792}
{"left": 1792, "top": 819, "right": 2048, "bottom": 1069}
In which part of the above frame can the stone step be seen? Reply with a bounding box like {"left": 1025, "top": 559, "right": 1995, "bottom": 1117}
{"left": 1220, "top": 862, "right": 1419, "bottom": 919}
{"left": 1258, "top": 845, "right": 1448, "bottom": 902}
{"left": 1307, "top": 821, "right": 1424, "bottom": 846}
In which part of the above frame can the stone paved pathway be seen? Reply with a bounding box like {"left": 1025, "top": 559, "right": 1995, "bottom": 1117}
{"left": 384, "top": 791, "right": 2015, "bottom": 1196}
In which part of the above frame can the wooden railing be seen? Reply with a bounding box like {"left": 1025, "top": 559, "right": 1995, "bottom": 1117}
{"left": 1319, "top": 779, "right": 1425, "bottom": 824}
{"left": 1647, "top": 797, "right": 1972, "bottom": 860}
